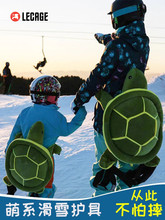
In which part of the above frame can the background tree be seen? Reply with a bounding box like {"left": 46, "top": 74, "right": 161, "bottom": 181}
{"left": 0, "top": 75, "right": 85, "bottom": 95}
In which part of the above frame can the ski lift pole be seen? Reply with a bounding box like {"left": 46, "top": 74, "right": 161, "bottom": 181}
{"left": 42, "top": 36, "right": 45, "bottom": 58}
{"left": 33, "top": 36, "right": 47, "bottom": 73}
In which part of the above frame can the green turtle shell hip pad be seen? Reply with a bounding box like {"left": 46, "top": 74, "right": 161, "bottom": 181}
{"left": 5, "top": 138, "right": 53, "bottom": 193}
{"left": 103, "top": 89, "right": 163, "bottom": 164}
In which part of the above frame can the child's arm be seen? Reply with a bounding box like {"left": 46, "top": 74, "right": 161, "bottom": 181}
{"left": 5, "top": 114, "right": 22, "bottom": 153}
{"left": 59, "top": 106, "right": 87, "bottom": 136}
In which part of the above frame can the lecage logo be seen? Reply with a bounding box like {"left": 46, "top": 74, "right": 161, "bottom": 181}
{"left": 10, "top": 12, "right": 20, "bottom": 22}
{"left": 10, "top": 12, "right": 48, "bottom": 22}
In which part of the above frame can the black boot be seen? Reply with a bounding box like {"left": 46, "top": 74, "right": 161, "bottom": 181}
{"left": 7, "top": 185, "right": 17, "bottom": 195}
{"left": 30, "top": 192, "right": 40, "bottom": 197}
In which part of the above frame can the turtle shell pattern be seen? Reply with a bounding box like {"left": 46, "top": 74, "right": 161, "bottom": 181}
{"left": 5, "top": 138, "right": 53, "bottom": 192}
{"left": 103, "top": 89, "right": 163, "bottom": 164}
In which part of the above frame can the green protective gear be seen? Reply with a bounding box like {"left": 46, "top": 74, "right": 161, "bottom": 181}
{"left": 95, "top": 68, "right": 163, "bottom": 168}
{"left": 4, "top": 121, "right": 61, "bottom": 193}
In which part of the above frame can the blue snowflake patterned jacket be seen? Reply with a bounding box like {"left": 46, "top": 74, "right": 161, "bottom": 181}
{"left": 74, "top": 20, "right": 150, "bottom": 134}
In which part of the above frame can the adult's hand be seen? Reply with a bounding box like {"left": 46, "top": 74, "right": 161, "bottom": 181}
{"left": 71, "top": 100, "right": 79, "bottom": 114}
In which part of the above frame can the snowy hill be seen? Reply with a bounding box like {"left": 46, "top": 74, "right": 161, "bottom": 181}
{"left": 0, "top": 74, "right": 165, "bottom": 199}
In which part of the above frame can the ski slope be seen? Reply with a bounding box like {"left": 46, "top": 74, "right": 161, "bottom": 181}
{"left": 0, "top": 74, "right": 165, "bottom": 199}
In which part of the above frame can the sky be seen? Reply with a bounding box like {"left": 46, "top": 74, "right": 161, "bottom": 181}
{"left": 0, "top": 0, "right": 165, "bottom": 79}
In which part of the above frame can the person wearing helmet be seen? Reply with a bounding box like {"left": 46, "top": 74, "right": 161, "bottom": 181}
{"left": 3, "top": 62, "right": 12, "bottom": 94}
{"left": 5, "top": 75, "right": 87, "bottom": 198}
{"left": 71, "top": 0, "right": 151, "bottom": 196}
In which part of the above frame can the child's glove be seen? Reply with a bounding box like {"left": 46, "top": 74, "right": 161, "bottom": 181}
{"left": 94, "top": 33, "right": 105, "bottom": 44}
{"left": 94, "top": 33, "right": 112, "bottom": 45}
{"left": 71, "top": 100, "right": 80, "bottom": 114}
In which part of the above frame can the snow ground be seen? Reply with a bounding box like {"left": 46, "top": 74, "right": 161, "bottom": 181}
{"left": 0, "top": 74, "right": 165, "bottom": 199}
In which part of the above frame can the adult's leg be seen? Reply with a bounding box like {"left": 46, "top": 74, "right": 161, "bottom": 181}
{"left": 90, "top": 131, "right": 116, "bottom": 196}
{"left": 4, "top": 78, "right": 9, "bottom": 94}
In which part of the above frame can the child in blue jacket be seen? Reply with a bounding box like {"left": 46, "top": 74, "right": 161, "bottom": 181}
{"left": 5, "top": 75, "right": 87, "bottom": 198}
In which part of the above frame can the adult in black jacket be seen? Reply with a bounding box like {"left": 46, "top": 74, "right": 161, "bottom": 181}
{"left": 3, "top": 62, "right": 12, "bottom": 94}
